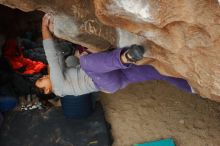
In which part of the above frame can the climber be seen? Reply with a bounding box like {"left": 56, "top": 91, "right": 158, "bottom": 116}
{"left": 35, "top": 14, "right": 194, "bottom": 97}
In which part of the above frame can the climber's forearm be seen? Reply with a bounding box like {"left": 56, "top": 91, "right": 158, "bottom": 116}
{"left": 42, "top": 28, "right": 53, "bottom": 40}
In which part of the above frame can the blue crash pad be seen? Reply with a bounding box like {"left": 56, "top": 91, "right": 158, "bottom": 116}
{"left": 134, "top": 138, "right": 175, "bottom": 146}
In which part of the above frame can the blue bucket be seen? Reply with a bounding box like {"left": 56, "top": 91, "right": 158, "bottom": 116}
{"left": 0, "top": 96, "right": 17, "bottom": 112}
{"left": 61, "top": 93, "right": 94, "bottom": 119}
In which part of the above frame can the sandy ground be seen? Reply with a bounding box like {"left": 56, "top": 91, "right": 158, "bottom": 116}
{"left": 100, "top": 80, "right": 220, "bottom": 146}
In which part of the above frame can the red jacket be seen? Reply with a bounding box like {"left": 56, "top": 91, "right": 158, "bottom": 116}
{"left": 3, "top": 39, "right": 46, "bottom": 75}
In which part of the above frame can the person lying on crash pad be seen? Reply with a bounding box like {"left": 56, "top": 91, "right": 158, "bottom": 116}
{"left": 35, "top": 14, "right": 195, "bottom": 97}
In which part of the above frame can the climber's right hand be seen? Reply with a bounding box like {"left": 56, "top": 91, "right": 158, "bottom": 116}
{"left": 42, "top": 13, "right": 51, "bottom": 31}
{"left": 42, "top": 13, "right": 53, "bottom": 40}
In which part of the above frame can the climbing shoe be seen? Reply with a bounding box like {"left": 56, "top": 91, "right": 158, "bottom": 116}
{"left": 125, "top": 44, "right": 145, "bottom": 63}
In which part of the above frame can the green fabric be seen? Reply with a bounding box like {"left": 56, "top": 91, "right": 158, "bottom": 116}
{"left": 134, "top": 138, "right": 175, "bottom": 146}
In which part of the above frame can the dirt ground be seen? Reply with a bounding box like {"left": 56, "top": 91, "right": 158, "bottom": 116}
{"left": 100, "top": 80, "right": 220, "bottom": 146}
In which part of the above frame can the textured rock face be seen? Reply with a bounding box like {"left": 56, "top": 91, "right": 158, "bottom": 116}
{"left": 0, "top": 0, "right": 220, "bottom": 101}
{"left": 94, "top": 0, "right": 220, "bottom": 101}
{"left": 0, "top": 0, "right": 117, "bottom": 52}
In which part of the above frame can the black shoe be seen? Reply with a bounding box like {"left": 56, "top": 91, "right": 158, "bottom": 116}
{"left": 125, "top": 44, "right": 145, "bottom": 63}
